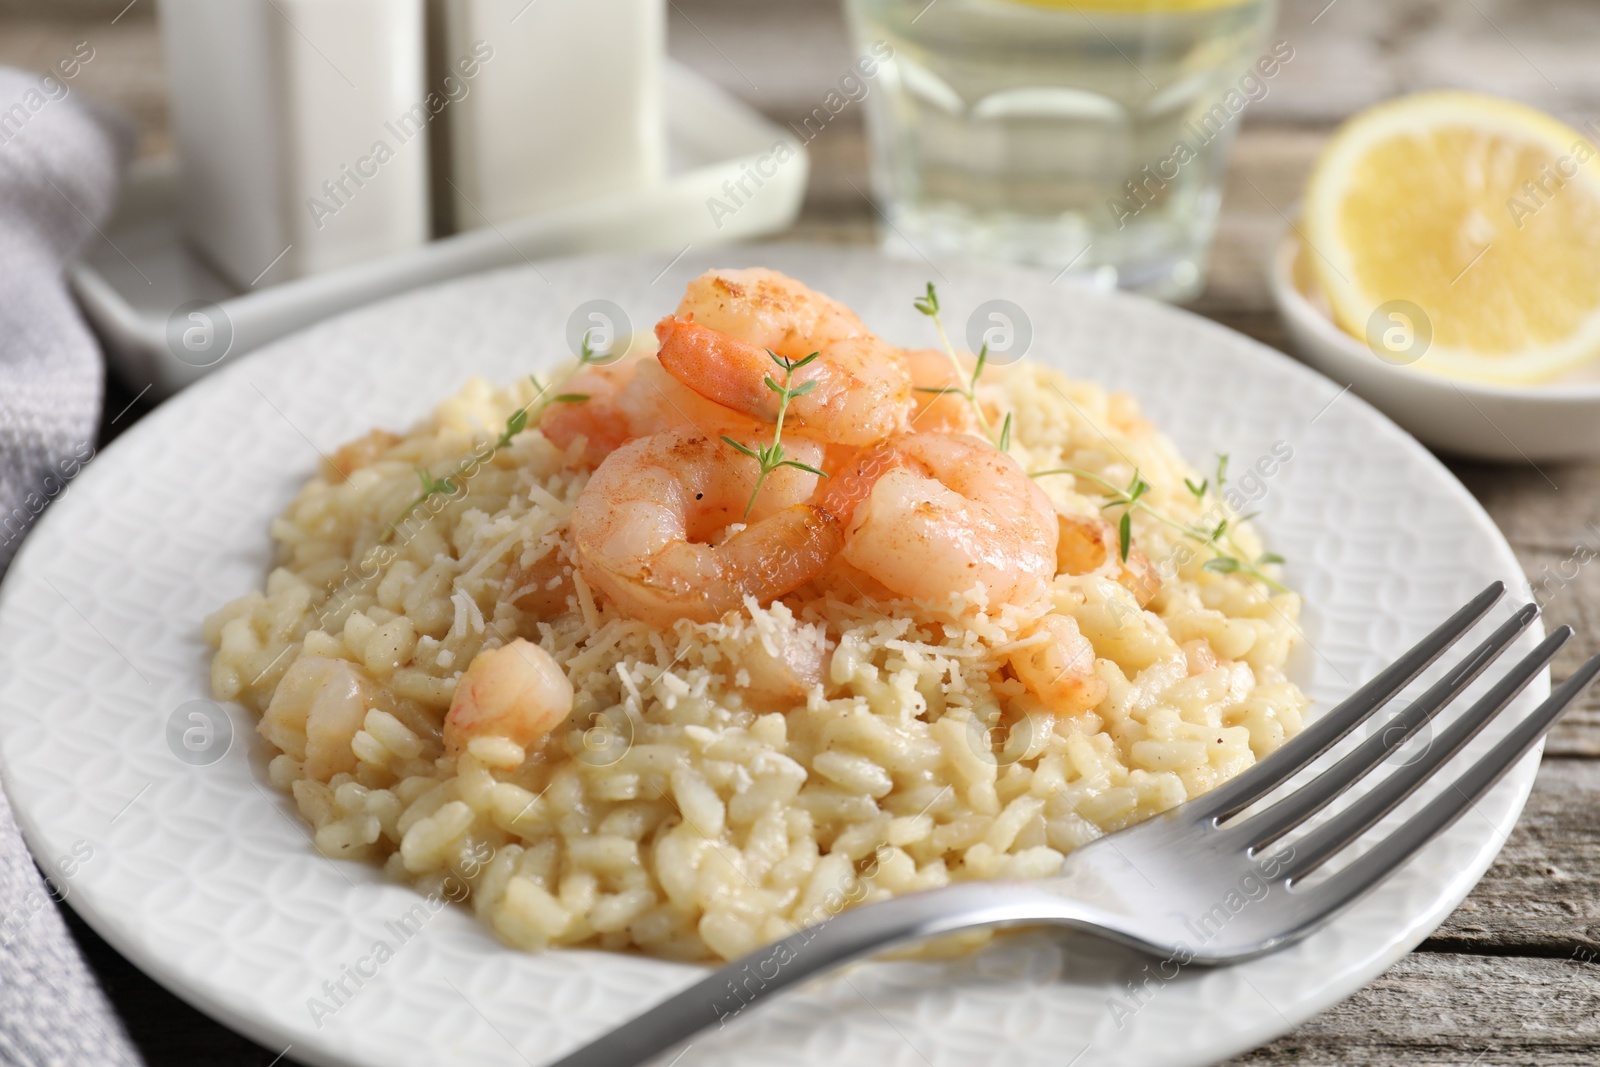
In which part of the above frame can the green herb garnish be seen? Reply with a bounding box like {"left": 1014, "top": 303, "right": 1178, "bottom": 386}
{"left": 389, "top": 467, "right": 460, "bottom": 529}
{"left": 383, "top": 331, "right": 608, "bottom": 539}
{"left": 912, "top": 282, "right": 1010, "bottom": 450}
{"left": 383, "top": 408, "right": 529, "bottom": 540}
{"left": 1031, "top": 454, "right": 1287, "bottom": 592}
{"left": 721, "top": 349, "right": 829, "bottom": 517}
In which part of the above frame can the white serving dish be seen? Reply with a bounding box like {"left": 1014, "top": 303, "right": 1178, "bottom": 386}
{"left": 2, "top": 244, "right": 1544, "bottom": 1067}
{"left": 1268, "top": 222, "right": 1600, "bottom": 462}
{"left": 70, "top": 60, "right": 806, "bottom": 400}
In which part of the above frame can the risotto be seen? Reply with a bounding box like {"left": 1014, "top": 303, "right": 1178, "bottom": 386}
{"left": 205, "top": 269, "right": 1308, "bottom": 963}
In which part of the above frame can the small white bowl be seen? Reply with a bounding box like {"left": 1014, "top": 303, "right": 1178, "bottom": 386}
{"left": 1266, "top": 223, "right": 1600, "bottom": 461}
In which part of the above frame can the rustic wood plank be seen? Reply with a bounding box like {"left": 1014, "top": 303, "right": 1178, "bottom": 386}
{"left": 1448, "top": 465, "right": 1600, "bottom": 757}
{"left": 1221, "top": 949, "right": 1600, "bottom": 1066}
{"left": 1429, "top": 758, "right": 1600, "bottom": 952}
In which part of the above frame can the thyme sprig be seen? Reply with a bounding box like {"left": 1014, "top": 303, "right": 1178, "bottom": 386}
{"left": 1031, "top": 454, "right": 1287, "bottom": 592}
{"left": 382, "top": 332, "right": 606, "bottom": 539}
{"left": 912, "top": 282, "right": 1004, "bottom": 448}
{"left": 390, "top": 470, "right": 460, "bottom": 531}
{"left": 721, "top": 349, "right": 829, "bottom": 517}
{"left": 526, "top": 329, "right": 606, "bottom": 424}
{"left": 383, "top": 408, "right": 530, "bottom": 540}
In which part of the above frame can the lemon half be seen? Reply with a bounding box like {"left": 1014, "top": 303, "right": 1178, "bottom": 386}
{"left": 1304, "top": 91, "right": 1600, "bottom": 384}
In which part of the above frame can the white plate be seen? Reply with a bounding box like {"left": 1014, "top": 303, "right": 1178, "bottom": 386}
{"left": 0, "top": 245, "right": 1544, "bottom": 1067}
{"left": 70, "top": 60, "right": 806, "bottom": 401}
{"left": 1267, "top": 222, "right": 1600, "bottom": 461}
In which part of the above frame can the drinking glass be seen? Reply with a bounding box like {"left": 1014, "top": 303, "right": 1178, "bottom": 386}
{"left": 845, "top": 0, "right": 1279, "bottom": 301}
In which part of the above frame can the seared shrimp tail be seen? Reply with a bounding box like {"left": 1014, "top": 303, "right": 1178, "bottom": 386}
{"left": 655, "top": 315, "right": 784, "bottom": 422}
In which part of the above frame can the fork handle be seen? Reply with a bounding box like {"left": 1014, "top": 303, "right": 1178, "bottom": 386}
{"left": 549, "top": 882, "right": 1114, "bottom": 1067}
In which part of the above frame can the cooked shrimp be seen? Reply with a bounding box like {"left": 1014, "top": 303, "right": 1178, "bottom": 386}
{"left": 542, "top": 356, "right": 766, "bottom": 467}
{"left": 740, "top": 639, "right": 826, "bottom": 707}
{"left": 731, "top": 615, "right": 829, "bottom": 709}
{"left": 260, "top": 655, "right": 377, "bottom": 781}
{"left": 1007, "top": 614, "right": 1107, "bottom": 715}
{"left": 617, "top": 359, "right": 769, "bottom": 439}
{"left": 538, "top": 355, "right": 645, "bottom": 466}
{"left": 676, "top": 267, "right": 869, "bottom": 356}
{"left": 655, "top": 315, "right": 912, "bottom": 447}
{"left": 1181, "top": 638, "right": 1220, "bottom": 676}
{"left": 834, "top": 432, "right": 1059, "bottom": 606}
{"left": 653, "top": 268, "right": 913, "bottom": 446}
{"left": 444, "top": 638, "right": 573, "bottom": 758}
{"left": 569, "top": 428, "right": 844, "bottom": 626}
{"left": 901, "top": 347, "right": 982, "bottom": 435}
{"left": 1055, "top": 513, "right": 1162, "bottom": 607}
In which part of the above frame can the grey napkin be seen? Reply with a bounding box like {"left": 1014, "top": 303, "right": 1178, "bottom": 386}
{"left": 0, "top": 65, "right": 145, "bottom": 1066}
{"left": 0, "top": 65, "right": 121, "bottom": 571}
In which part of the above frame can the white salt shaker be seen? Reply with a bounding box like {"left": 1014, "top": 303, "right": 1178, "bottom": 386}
{"left": 160, "top": 0, "right": 430, "bottom": 287}
{"left": 431, "top": 0, "right": 665, "bottom": 231}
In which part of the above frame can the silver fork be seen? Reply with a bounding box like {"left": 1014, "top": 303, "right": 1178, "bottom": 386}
{"left": 553, "top": 583, "right": 1600, "bottom": 1067}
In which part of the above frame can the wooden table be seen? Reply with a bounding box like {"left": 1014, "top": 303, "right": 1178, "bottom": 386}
{"left": 4, "top": 0, "right": 1598, "bottom": 1062}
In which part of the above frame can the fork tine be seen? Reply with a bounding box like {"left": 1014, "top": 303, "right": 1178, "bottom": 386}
{"left": 1305, "top": 650, "right": 1600, "bottom": 916}
{"left": 1274, "top": 627, "right": 1572, "bottom": 882}
{"left": 1190, "top": 581, "right": 1505, "bottom": 823}
{"left": 1232, "top": 602, "right": 1539, "bottom": 851}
